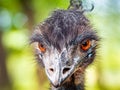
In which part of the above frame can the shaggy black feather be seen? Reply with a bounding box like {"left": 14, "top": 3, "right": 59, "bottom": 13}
{"left": 30, "top": 9, "right": 99, "bottom": 90}
{"left": 31, "top": 9, "right": 97, "bottom": 52}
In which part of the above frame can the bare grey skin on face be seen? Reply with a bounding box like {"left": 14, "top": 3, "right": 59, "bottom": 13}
{"left": 31, "top": 10, "right": 99, "bottom": 90}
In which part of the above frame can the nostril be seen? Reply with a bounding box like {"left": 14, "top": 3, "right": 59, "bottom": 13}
{"left": 50, "top": 68, "right": 54, "bottom": 72}
{"left": 48, "top": 68, "right": 55, "bottom": 76}
{"left": 63, "top": 67, "right": 70, "bottom": 74}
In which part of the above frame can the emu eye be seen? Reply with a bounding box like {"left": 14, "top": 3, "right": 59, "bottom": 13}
{"left": 80, "top": 39, "right": 91, "bottom": 51}
{"left": 38, "top": 43, "right": 46, "bottom": 53}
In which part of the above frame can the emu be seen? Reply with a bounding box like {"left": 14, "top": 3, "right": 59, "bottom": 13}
{"left": 30, "top": 9, "right": 99, "bottom": 90}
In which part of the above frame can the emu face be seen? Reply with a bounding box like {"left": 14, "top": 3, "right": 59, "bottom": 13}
{"left": 31, "top": 10, "right": 98, "bottom": 88}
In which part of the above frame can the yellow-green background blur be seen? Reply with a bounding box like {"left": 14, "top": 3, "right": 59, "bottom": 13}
{"left": 0, "top": 0, "right": 120, "bottom": 90}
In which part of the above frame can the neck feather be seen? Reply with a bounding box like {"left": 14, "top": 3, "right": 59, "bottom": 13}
{"left": 51, "top": 83, "right": 84, "bottom": 90}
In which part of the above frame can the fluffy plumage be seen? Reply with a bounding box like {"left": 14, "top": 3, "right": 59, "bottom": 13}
{"left": 31, "top": 9, "right": 99, "bottom": 90}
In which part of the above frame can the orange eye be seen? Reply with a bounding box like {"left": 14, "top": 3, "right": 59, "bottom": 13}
{"left": 38, "top": 43, "right": 46, "bottom": 53}
{"left": 80, "top": 40, "right": 91, "bottom": 51}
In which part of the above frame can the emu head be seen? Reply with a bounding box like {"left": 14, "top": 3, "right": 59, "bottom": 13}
{"left": 31, "top": 10, "right": 98, "bottom": 88}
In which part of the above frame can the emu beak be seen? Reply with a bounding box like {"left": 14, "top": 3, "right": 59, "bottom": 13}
{"left": 45, "top": 59, "right": 75, "bottom": 87}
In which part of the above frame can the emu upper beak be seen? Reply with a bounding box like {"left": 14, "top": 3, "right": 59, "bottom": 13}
{"left": 44, "top": 59, "right": 76, "bottom": 87}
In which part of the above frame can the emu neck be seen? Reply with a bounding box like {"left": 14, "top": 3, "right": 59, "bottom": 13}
{"left": 51, "top": 69, "right": 85, "bottom": 90}
{"left": 51, "top": 83, "right": 84, "bottom": 90}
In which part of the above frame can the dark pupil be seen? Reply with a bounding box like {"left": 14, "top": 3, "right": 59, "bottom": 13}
{"left": 82, "top": 41, "right": 88, "bottom": 46}
{"left": 40, "top": 44, "right": 43, "bottom": 47}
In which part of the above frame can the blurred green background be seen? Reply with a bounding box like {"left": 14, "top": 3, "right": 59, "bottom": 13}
{"left": 0, "top": 0, "right": 120, "bottom": 90}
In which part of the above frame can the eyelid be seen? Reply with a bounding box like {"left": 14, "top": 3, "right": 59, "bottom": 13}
{"left": 30, "top": 34, "right": 44, "bottom": 43}
{"left": 80, "top": 39, "right": 96, "bottom": 46}
{"left": 74, "top": 32, "right": 98, "bottom": 45}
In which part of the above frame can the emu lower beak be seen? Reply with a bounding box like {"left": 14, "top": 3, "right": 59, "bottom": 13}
{"left": 45, "top": 60, "right": 75, "bottom": 87}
